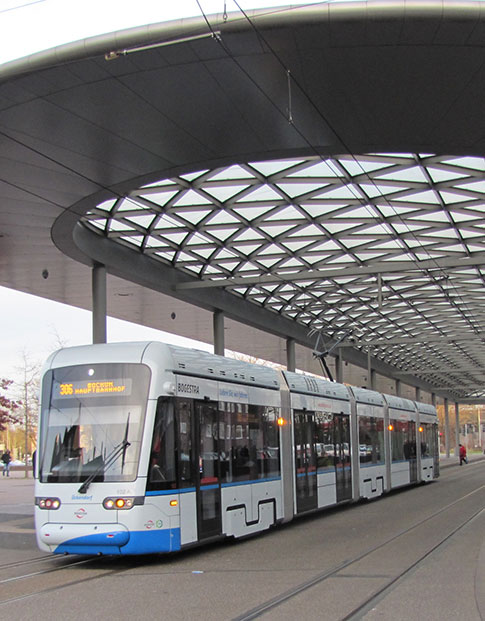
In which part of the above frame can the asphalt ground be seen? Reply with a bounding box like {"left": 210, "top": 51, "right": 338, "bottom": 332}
{"left": 0, "top": 455, "right": 484, "bottom": 620}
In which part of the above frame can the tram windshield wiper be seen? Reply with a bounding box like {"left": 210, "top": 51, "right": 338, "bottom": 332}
{"left": 78, "top": 415, "right": 131, "bottom": 494}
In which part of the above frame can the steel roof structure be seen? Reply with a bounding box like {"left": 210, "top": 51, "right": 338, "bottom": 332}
{"left": 2, "top": 1, "right": 485, "bottom": 402}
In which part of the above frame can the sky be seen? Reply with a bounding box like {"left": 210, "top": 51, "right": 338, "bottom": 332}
{"left": 0, "top": 0, "right": 329, "bottom": 383}
{"left": 0, "top": 0, "right": 325, "bottom": 65}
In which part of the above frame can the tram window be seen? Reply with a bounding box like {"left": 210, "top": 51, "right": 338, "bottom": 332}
{"left": 219, "top": 408, "right": 232, "bottom": 482}
{"left": 232, "top": 406, "right": 252, "bottom": 482}
{"left": 176, "top": 399, "right": 194, "bottom": 488}
{"left": 314, "top": 411, "right": 334, "bottom": 470}
{"left": 261, "top": 406, "right": 280, "bottom": 478}
{"left": 420, "top": 423, "right": 434, "bottom": 457}
{"left": 147, "top": 398, "right": 176, "bottom": 491}
{"left": 391, "top": 420, "right": 416, "bottom": 462}
{"left": 358, "top": 416, "right": 384, "bottom": 465}
{"left": 218, "top": 402, "right": 280, "bottom": 483}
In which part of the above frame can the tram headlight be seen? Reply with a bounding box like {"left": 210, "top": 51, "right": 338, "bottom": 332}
{"left": 37, "top": 497, "right": 61, "bottom": 510}
{"left": 103, "top": 497, "right": 135, "bottom": 510}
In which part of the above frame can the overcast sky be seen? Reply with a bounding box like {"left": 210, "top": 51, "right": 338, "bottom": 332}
{"left": 0, "top": 0, "right": 325, "bottom": 65}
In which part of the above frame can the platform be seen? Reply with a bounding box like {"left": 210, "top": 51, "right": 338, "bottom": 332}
{"left": 0, "top": 457, "right": 484, "bottom": 620}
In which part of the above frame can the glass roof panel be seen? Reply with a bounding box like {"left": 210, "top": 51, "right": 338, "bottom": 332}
{"left": 208, "top": 165, "right": 256, "bottom": 180}
{"left": 375, "top": 166, "right": 428, "bottom": 182}
{"left": 202, "top": 184, "right": 251, "bottom": 201}
{"left": 138, "top": 190, "right": 179, "bottom": 207}
{"left": 248, "top": 159, "right": 303, "bottom": 176}
{"left": 286, "top": 160, "right": 340, "bottom": 178}
{"left": 441, "top": 156, "right": 485, "bottom": 171}
{"left": 85, "top": 152, "right": 485, "bottom": 399}
{"left": 172, "top": 189, "right": 213, "bottom": 206}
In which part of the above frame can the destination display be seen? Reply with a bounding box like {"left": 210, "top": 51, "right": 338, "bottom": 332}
{"left": 53, "top": 378, "right": 132, "bottom": 398}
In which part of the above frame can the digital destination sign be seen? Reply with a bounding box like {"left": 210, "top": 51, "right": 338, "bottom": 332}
{"left": 54, "top": 378, "right": 132, "bottom": 399}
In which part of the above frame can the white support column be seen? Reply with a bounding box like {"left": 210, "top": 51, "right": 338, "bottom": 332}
{"left": 92, "top": 263, "right": 107, "bottom": 344}
{"left": 213, "top": 310, "right": 225, "bottom": 356}
{"left": 415, "top": 387, "right": 421, "bottom": 402}
{"left": 371, "top": 369, "right": 377, "bottom": 391}
{"left": 444, "top": 398, "right": 450, "bottom": 458}
{"left": 395, "top": 379, "right": 402, "bottom": 397}
{"left": 286, "top": 337, "right": 296, "bottom": 372}
{"left": 455, "top": 402, "right": 460, "bottom": 457}
{"left": 367, "top": 347, "right": 372, "bottom": 388}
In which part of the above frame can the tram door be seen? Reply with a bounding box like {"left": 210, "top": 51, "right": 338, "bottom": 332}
{"left": 194, "top": 401, "right": 222, "bottom": 540}
{"left": 294, "top": 411, "right": 318, "bottom": 513}
{"left": 334, "top": 414, "right": 352, "bottom": 502}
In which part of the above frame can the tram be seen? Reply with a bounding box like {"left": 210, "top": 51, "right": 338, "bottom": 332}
{"left": 35, "top": 341, "right": 439, "bottom": 555}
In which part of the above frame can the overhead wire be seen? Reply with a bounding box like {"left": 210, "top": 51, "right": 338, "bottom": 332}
{"left": 228, "top": 0, "right": 477, "bottom": 326}
{"left": 194, "top": 0, "right": 484, "bottom": 392}
{"left": 0, "top": 1, "right": 479, "bottom": 394}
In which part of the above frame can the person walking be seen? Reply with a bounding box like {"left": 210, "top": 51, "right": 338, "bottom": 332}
{"left": 459, "top": 443, "right": 468, "bottom": 466}
{"left": 1, "top": 449, "right": 11, "bottom": 476}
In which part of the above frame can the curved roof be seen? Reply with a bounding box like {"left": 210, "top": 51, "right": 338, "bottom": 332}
{"left": 2, "top": 1, "right": 485, "bottom": 402}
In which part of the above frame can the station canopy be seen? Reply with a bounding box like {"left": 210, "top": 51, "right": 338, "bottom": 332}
{"left": 83, "top": 152, "right": 485, "bottom": 401}
{"left": 2, "top": 1, "right": 485, "bottom": 402}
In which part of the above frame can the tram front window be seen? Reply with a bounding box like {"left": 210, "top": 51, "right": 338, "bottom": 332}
{"left": 39, "top": 363, "right": 150, "bottom": 484}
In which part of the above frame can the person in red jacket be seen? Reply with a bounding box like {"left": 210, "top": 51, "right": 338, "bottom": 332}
{"left": 459, "top": 444, "right": 467, "bottom": 465}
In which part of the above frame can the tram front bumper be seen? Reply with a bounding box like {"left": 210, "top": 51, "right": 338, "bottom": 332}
{"left": 39, "top": 522, "right": 130, "bottom": 554}
{"left": 38, "top": 522, "right": 181, "bottom": 555}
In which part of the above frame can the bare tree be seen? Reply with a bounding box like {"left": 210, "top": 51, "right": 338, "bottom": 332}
{"left": 14, "top": 351, "right": 41, "bottom": 476}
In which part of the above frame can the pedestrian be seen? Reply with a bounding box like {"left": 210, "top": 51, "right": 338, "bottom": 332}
{"left": 1, "top": 449, "right": 11, "bottom": 476}
{"left": 459, "top": 443, "right": 467, "bottom": 466}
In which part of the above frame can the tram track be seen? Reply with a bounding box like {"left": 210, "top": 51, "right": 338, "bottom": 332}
{"left": 1, "top": 466, "right": 483, "bottom": 617}
{"left": 341, "top": 505, "right": 485, "bottom": 621}
{"left": 233, "top": 480, "right": 485, "bottom": 621}
{"left": 0, "top": 554, "right": 130, "bottom": 606}
{"left": 0, "top": 554, "right": 53, "bottom": 571}
{"left": 0, "top": 556, "right": 94, "bottom": 586}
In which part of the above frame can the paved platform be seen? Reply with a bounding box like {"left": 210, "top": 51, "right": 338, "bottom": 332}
{"left": 0, "top": 457, "right": 483, "bottom": 620}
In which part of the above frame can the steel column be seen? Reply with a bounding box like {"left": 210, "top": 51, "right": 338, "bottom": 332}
{"left": 213, "top": 310, "right": 225, "bottom": 356}
{"left": 335, "top": 348, "right": 343, "bottom": 384}
{"left": 455, "top": 402, "right": 460, "bottom": 457}
{"left": 92, "top": 263, "right": 107, "bottom": 344}
{"left": 444, "top": 398, "right": 450, "bottom": 458}
{"left": 286, "top": 337, "right": 296, "bottom": 372}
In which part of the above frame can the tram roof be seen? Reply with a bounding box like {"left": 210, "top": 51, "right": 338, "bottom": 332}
{"left": 2, "top": 1, "right": 485, "bottom": 402}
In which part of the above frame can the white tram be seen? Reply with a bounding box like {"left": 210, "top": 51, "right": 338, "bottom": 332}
{"left": 35, "top": 342, "right": 439, "bottom": 555}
